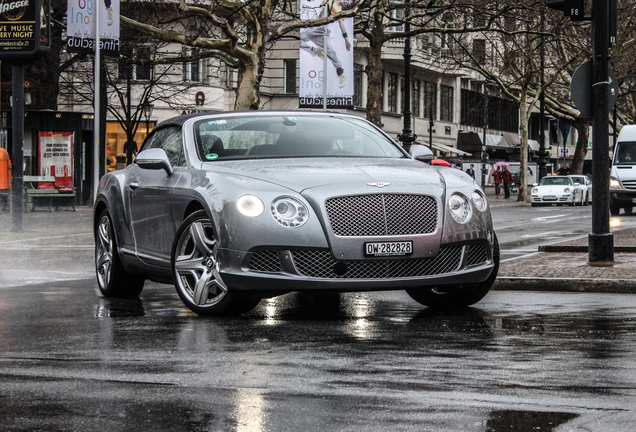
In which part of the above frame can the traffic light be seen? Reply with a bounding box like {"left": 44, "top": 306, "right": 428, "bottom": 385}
{"left": 546, "top": 0, "right": 585, "bottom": 21}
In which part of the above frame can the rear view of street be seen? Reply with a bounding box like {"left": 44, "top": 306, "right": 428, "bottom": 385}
{"left": 1, "top": 203, "right": 636, "bottom": 431}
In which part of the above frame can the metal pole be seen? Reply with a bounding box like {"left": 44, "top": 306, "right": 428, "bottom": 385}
{"left": 93, "top": 3, "right": 101, "bottom": 203}
{"left": 538, "top": 11, "right": 547, "bottom": 180}
{"left": 11, "top": 65, "right": 24, "bottom": 231}
{"left": 481, "top": 84, "right": 488, "bottom": 188}
{"left": 398, "top": 4, "right": 415, "bottom": 154}
{"left": 589, "top": 0, "right": 613, "bottom": 262}
{"left": 323, "top": 26, "right": 327, "bottom": 112}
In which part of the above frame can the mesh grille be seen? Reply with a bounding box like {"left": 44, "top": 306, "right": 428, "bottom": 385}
{"left": 292, "top": 247, "right": 462, "bottom": 279}
{"left": 248, "top": 250, "right": 282, "bottom": 273}
{"left": 325, "top": 194, "right": 437, "bottom": 236}
{"left": 466, "top": 244, "right": 488, "bottom": 266}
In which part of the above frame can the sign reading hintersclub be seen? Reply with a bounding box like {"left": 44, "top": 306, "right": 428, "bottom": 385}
{"left": 66, "top": 0, "right": 120, "bottom": 57}
{"left": 0, "top": 0, "right": 50, "bottom": 62}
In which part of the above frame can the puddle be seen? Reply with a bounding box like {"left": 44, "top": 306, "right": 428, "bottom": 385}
{"left": 486, "top": 410, "right": 578, "bottom": 431}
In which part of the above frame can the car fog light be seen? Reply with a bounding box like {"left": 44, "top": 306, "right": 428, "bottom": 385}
{"left": 449, "top": 193, "right": 472, "bottom": 224}
{"left": 237, "top": 195, "right": 264, "bottom": 217}
{"left": 271, "top": 197, "right": 309, "bottom": 227}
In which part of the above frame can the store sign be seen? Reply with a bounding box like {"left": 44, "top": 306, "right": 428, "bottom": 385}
{"left": 0, "top": 0, "right": 50, "bottom": 62}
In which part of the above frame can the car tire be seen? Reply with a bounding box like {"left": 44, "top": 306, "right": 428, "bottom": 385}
{"left": 625, "top": 206, "right": 633, "bottom": 214}
{"left": 610, "top": 202, "right": 621, "bottom": 216}
{"left": 531, "top": 203, "right": 539, "bottom": 207}
{"left": 583, "top": 193, "right": 589, "bottom": 206}
{"left": 171, "top": 210, "right": 261, "bottom": 316}
{"left": 406, "top": 236, "right": 500, "bottom": 309}
{"left": 95, "top": 209, "right": 145, "bottom": 298}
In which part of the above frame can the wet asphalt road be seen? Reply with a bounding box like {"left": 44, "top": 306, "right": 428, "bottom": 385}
{"left": 1, "top": 279, "right": 636, "bottom": 431}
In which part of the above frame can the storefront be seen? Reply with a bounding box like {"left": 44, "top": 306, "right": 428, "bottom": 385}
{"left": 105, "top": 121, "right": 154, "bottom": 173}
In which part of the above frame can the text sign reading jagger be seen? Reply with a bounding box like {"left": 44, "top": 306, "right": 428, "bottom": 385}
{"left": 0, "top": 0, "right": 35, "bottom": 54}
{"left": 0, "top": 0, "right": 48, "bottom": 61}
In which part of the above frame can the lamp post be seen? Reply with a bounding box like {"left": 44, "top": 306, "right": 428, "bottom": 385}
{"left": 398, "top": 1, "right": 416, "bottom": 153}
{"left": 143, "top": 103, "right": 154, "bottom": 137}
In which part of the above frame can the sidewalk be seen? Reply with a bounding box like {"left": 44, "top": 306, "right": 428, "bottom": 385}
{"left": 1, "top": 200, "right": 635, "bottom": 294}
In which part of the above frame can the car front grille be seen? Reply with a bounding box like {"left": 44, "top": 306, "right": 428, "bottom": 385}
{"left": 622, "top": 180, "right": 636, "bottom": 190}
{"left": 291, "top": 247, "right": 463, "bottom": 279}
{"left": 248, "top": 244, "right": 490, "bottom": 279}
{"left": 325, "top": 194, "right": 437, "bottom": 237}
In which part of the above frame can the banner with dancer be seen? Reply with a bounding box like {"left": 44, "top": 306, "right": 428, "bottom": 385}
{"left": 66, "top": 0, "right": 120, "bottom": 57}
{"left": 299, "top": 0, "right": 354, "bottom": 109}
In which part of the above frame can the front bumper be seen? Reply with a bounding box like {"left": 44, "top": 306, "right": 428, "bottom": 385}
{"left": 531, "top": 194, "right": 573, "bottom": 204}
{"left": 218, "top": 240, "right": 496, "bottom": 293}
{"left": 610, "top": 191, "right": 636, "bottom": 206}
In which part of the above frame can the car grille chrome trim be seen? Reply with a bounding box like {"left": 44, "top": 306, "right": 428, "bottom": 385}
{"left": 622, "top": 180, "right": 636, "bottom": 190}
{"left": 248, "top": 250, "right": 282, "bottom": 273}
{"left": 291, "top": 246, "right": 463, "bottom": 279}
{"left": 325, "top": 193, "right": 438, "bottom": 236}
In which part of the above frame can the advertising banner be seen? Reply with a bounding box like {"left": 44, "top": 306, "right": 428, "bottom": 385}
{"left": 299, "top": 0, "right": 353, "bottom": 109}
{"left": 66, "top": 0, "right": 119, "bottom": 57}
{"left": 39, "top": 131, "right": 74, "bottom": 188}
{"left": 0, "top": 0, "right": 50, "bottom": 60}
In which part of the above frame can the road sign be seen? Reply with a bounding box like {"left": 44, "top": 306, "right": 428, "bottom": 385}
{"left": 571, "top": 61, "right": 618, "bottom": 117}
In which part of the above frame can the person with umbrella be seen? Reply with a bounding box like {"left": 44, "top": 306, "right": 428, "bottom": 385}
{"left": 502, "top": 165, "right": 514, "bottom": 198}
{"left": 491, "top": 165, "right": 503, "bottom": 198}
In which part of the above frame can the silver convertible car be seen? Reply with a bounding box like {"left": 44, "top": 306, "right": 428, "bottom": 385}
{"left": 94, "top": 112, "right": 499, "bottom": 315}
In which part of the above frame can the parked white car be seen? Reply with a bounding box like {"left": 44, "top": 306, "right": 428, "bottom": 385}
{"left": 568, "top": 175, "right": 592, "bottom": 205}
{"left": 530, "top": 176, "right": 584, "bottom": 207}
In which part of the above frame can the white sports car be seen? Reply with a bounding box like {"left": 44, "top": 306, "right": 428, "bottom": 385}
{"left": 531, "top": 175, "right": 584, "bottom": 206}
{"left": 568, "top": 175, "right": 592, "bottom": 205}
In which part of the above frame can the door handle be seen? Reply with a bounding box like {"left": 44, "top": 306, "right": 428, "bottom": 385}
{"left": 128, "top": 182, "right": 139, "bottom": 190}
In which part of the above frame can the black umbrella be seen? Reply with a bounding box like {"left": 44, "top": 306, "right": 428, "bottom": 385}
{"left": 446, "top": 158, "right": 463, "bottom": 169}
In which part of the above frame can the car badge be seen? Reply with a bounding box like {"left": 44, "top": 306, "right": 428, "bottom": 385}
{"left": 367, "top": 182, "right": 391, "bottom": 188}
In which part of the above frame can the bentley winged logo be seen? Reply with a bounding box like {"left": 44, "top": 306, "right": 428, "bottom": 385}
{"left": 367, "top": 182, "right": 391, "bottom": 188}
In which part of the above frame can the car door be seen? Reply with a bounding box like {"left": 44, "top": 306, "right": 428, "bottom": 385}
{"left": 127, "top": 126, "right": 184, "bottom": 268}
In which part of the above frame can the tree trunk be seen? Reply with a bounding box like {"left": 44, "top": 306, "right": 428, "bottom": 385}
{"left": 571, "top": 117, "right": 591, "bottom": 174}
{"left": 517, "top": 90, "right": 529, "bottom": 203}
{"left": 234, "top": 58, "right": 260, "bottom": 111}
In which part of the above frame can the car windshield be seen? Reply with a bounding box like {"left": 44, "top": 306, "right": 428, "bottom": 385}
{"left": 194, "top": 115, "right": 406, "bottom": 160}
{"left": 539, "top": 177, "right": 573, "bottom": 186}
{"left": 613, "top": 141, "right": 636, "bottom": 165}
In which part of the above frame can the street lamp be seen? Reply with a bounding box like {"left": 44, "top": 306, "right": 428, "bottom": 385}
{"left": 143, "top": 103, "right": 154, "bottom": 137}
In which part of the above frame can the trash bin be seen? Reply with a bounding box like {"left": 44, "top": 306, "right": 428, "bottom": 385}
{"left": 0, "top": 148, "right": 10, "bottom": 190}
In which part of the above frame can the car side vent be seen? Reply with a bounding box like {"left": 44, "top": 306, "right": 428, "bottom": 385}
{"left": 248, "top": 250, "right": 282, "bottom": 273}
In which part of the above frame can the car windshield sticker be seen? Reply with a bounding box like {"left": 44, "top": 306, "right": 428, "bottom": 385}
{"left": 207, "top": 120, "right": 227, "bottom": 125}
{"left": 205, "top": 154, "right": 219, "bottom": 160}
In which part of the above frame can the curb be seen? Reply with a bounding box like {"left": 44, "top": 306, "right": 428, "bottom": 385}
{"left": 494, "top": 277, "right": 636, "bottom": 294}
{"left": 539, "top": 245, "right": 636, "bottom": 253}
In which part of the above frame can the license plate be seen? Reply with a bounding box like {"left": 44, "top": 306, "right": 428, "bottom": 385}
{"left": 544, "top": 196, "right": 556, "bottom": 200}
{"left": 632, "top": 198, "right": 636, "bottom": 204}
{"left": 365, "top": 241, "right": 413, "bottom": 257}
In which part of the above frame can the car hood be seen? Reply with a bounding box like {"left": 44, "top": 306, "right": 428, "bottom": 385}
{"left": 535, "top": 185, "right": 572, "bottom": 194}
{"left": 207, "top": 158, "right": 446, "bottom": 192}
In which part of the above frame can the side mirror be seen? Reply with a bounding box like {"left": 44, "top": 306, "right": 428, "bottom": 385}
{"left": 532, "top": 183, "right": 538, "bottom": 187}
{"left": 573, "top": 182, "right": 580, "bottom": 186}
{"left": 135, "top": 148, "right": 174, "bottom": 175}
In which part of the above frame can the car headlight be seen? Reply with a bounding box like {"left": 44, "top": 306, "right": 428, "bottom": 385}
{"left": 563, "top": 187, "right": 571, "bottom": 194}
{"left": 237, "top": 195, "right": 264, "bottom": 217}
{"left": 532, "top": 188, "right": 538, "bottom": 194}
{"left": 610, "top": 176, "right": 621, "bottom": 188}
{"left": 472, "top": 190, "right": 487, "bottom": 212}
{"left": 448, "top": 193, "right": 472, "bottom": 224}
{"left": 271, "top": 197, "right": 309, "bottom": 227}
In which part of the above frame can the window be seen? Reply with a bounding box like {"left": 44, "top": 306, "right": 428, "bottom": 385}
{"left": 423, "top": 81, "right": 437, "bottom": 120}
{"left": 412, "top": 79, "right": 420, "bottom": 117}
{"left": 284, "top": 59, "right": 297, "bottom": 94}
{"left": 134, "top": 46, "right": 152, "bottom": 81}
{"left": 473, "top": 39, "right": 486, "bottom": 66}
{"left": 354, "top": 65, "right": 363, "bottom": 107}
{"left": 183, "top": 48, "right": 202, "bottom": 82}
{"left": 143, "top": 126, "right": 184, "bottom": 167}
{"left": 387, "top": 72, "right": 398, "bottom": 113}
{"left": 440, "top": 85, "right": 453, "bottom": 122}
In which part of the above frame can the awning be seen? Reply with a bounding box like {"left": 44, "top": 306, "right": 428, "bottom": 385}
{"left": 528, "top": 140, "right": 540, "bottom": 151}
{"left": 485, "top": 134, "right": 510, "bottom": 148}
{"left": 431, "top": 142, "right": 472, "bottom": 156}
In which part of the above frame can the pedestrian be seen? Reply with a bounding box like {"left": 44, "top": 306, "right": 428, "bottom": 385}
{"left": 465, "top": 164, "right": 475, "bottom": 179}
{"left": 491, "top": 166, "right": 502, "bottom": 198}
{"left": 502, "top": 166, "right": 514, "bottom": 198}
